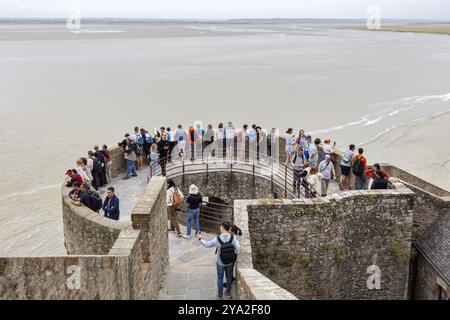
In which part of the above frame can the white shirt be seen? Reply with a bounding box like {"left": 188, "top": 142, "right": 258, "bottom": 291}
{"left": 130, "top": 132, "right": 139, "bottom": 143}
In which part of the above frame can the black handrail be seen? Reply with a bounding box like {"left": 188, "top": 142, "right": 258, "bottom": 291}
{"left": 145, "top": 150, "right": 319, "bottom": 199}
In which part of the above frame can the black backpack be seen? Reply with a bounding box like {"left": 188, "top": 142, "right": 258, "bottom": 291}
{"left": 352, "top": 157, "right": 364, "bottom": 177}
{"left": 89, "top": 191, "right": 103, "bottom": 212}
{"left": 92, "top": 157, "right": 102, "bottom": 173}
{"left": 217, "top": 235, "right": 237, "bottom": 265}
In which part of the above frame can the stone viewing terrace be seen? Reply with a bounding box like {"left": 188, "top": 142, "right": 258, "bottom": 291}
{"left": 0, "top": 134, "right": 449, "bottom": 300}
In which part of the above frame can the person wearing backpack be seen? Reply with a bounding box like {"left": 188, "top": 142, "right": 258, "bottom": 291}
{"left": 140, "top": 128, "right": 151, "bottom": 162}
{"left": 166, "top": 179, "right": 183, "bottom": 237}
{"left": 123, "top": 138, "right": 138, "bottom": 180}
{"left": 199, "top": 222, "right": 240, "bottom": 300}
{"left": 353, "top": 148, "right": 367, "bottom": 190}
{"left": 184, "top": 184, "right": 202, "bottom": 239}
{"left": 78, "top": 183, "right": 103, "bottom": 213}
{"left": 339, "top": 144, "right": 356, "bottom": 190}
{"left": 94, "top": 145, "right": 107, "bottom": 187}
{"left": 88, "top": 150, "right": 102, "bottom": 189}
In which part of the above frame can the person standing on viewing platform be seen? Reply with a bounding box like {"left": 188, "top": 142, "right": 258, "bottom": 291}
{"left": 148, "top": 143, "right": 159, "bottom": 180}
{"left": 319, "top": 154, "right": 335, "bottom": 196}
{"left": 292, "top": 148, "right": 305, "bottom": 193}
{"left": 303, "top": 135, "right": 312, "bottom": 161}
{"left": 157, "top": 134, "right": 170, "bottom": 176}
{"left": 103, "top": 187, "right": 120, "bottom": 221}
{"left": 285, "top": 128, "right": 296, "bottom": 166}
{"left": 267, "top": 128, "right": 279, "bottom": 160}
{"left": 140, "top": 128, "right": 152, "bottom": 163}
{"left": 353, "top": 148, "right": 367, "bottom": 190}
{"left": 307, "top": 167, "right": 323, "bottom": 197}
{"left": 101, "top": 145, "right": 112, "bottom": 184}
{"left": 118, "top": 133, "right": 130, "bottom": 150}
{"left": 131, "top": 126, "right": 143, "bottom": 170}
{"left": 88, "top": 150, "right": 102, "bottom": 189}
{"left": 153, "top": 128, "right": 161, "bottom": 144}
{"left": 75, "top": 159, "right": 91, "bottom": 185}
{"left": 166, "top": 127, "right": 176, "bottom": 162}
{"left": 322, "top": 139, "right": 334, "bottom": 161}
{"left": 203, "top": 124, "right": 215, "bottom": 158}
{"left": 256, "top": 126, "right": 266, "bottom": 161}
{"left": 187, "top": 126, "right": 199, "bottom": 162}
{"left": 123, "top": 138, "right": 138, "bottom": 180}
{"left": 166, "top": 179, "right": 183, "bottom": 237}
{"left": 225, "top": 121, "right": 235, "bottom": 159}
{"left": 94, "top": 145, "right": 107, "bottom": 187}
{"left": 339, "top": 144, "right": 356, "bottom": 190}
{"left": 175, "top": 124, "right": 186, "bottom": 158}
{"left": 198, "top": 222, "right": 240, "bottom": 300}
{"left": 247, "top": 124, "right": 257, "bottom": 161}
{"left": 308, "top": 138, "right": 321, "bottom": 168}
{"left": 296, "top": 129, "right": 306, "bottom": 152}
{"left": 237, "top": 124, "right": 248, "bottom": 161}
{"left": 184, "top": 184, "right": 202, "bottom": 239}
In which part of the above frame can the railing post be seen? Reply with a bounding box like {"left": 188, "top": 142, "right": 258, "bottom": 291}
{"left": 182, "top": 160, "right": 185, "bottom": 187}
{"left": 252, "top": 161, "right": 255, "bottom": 186}
{"left": 284, "top": 165, "right": 288, "bottom": 198}
{"left": 271, "top": 162, "right": 274, "bottom": 195}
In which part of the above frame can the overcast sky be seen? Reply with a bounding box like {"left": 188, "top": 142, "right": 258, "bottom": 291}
{"left": 1, "top": 0, "right": 450, "bottom": 20}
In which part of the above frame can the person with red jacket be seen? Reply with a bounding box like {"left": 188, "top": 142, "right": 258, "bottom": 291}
{"left": 65, "top": 169, "right": 83, "bottom": 187}
{"left": 366, "top": 163, "right": 389, "bottom": 180}
{"left": 187, "top": 126, "right": 199, "bottom": 161}
{"left": 366, "top": 163, "right": 390, "bottom": 189}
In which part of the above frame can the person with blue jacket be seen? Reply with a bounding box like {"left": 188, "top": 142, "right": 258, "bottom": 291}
{"left": 103, "top": 187, "right": 120, "bottom": 221}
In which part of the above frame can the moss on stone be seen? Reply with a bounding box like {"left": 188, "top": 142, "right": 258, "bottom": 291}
{"left": 390, "top": 242, "right": 409, "bottom": 264}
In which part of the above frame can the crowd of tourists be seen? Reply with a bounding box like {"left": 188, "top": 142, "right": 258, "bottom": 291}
{"left": 284, "top": 128, "right": 389, "bottom": 196}
{"left": 117, "top": 123, "right": 280, "bottom": 181}
{"left": 65, "top": 144, "right": 120, "bottom": 221}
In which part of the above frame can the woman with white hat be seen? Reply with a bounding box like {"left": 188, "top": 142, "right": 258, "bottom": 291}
{"left": 184, "top": 184, "right": 202, "bottom": 239}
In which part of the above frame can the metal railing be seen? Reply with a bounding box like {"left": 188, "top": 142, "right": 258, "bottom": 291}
{"left": 140, "top": 145, "right": 320, "bottom": 231}
{"left": 176, "top": 199, "right": 234, "bottom": 231}
{"left": 145, "top": 151, "right": 318, "bottom": 200}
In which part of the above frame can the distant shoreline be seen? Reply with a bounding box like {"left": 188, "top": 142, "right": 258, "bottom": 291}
{"left": 341, "top": 24, "right": 450, "bottom": 36}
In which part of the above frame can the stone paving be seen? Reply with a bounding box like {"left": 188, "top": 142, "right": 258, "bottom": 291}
{"left": 158, "top": 231, "right": 224, "bottom": 300}
{"left": 98, "top": 166, "right": 149, "bottom": 222}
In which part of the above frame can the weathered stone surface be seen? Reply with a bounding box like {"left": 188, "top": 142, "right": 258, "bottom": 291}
{"left": 237, "top": 187, "right": 415, "bottom": 300}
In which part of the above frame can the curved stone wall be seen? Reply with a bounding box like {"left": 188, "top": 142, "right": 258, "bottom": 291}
{"left": 62, "top": 184, "right": 129, "bottom": 255}
{"left": 62, "top": 146, "right": 128, "bottom": 255}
